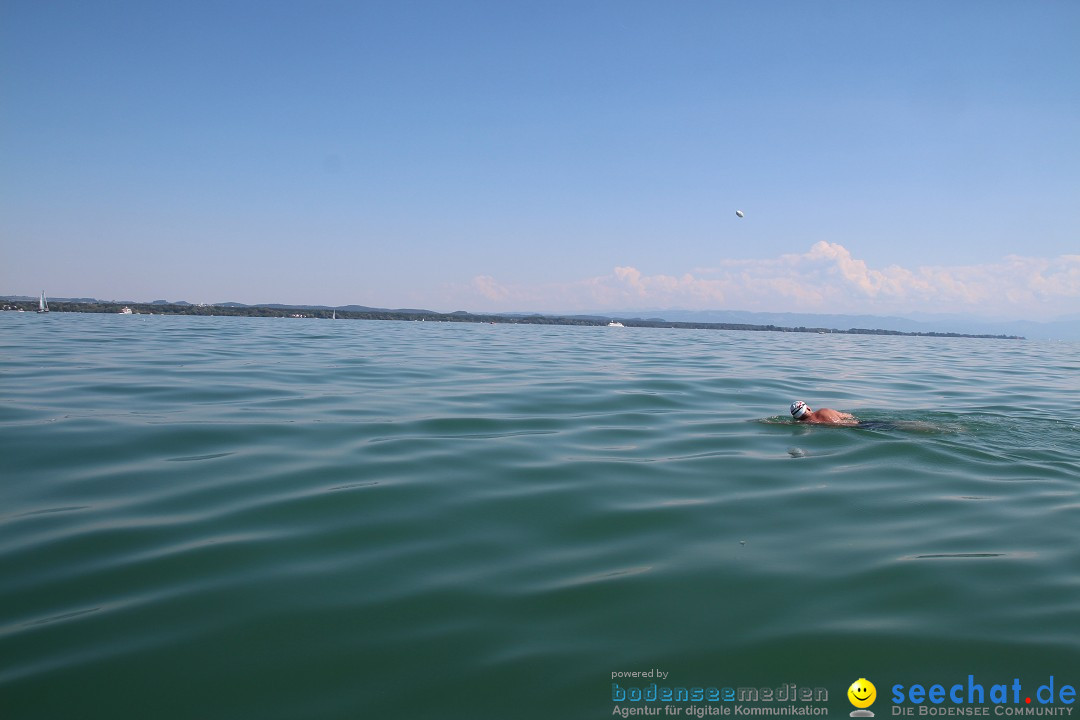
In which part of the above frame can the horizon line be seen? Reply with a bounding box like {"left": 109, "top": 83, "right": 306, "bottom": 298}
{"left": 5, "top": 294, "right": 1077, "bottom": 328}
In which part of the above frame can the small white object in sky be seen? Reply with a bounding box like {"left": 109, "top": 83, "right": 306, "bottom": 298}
{"left": 735, "top": 210, "right": 744, "bottom": 218}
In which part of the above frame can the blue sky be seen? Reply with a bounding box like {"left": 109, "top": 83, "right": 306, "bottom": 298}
{"left": 2, "top": 1, "right": 1078, "bottom": 319}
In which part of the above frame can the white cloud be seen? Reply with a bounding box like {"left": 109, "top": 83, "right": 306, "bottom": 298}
{"left": 460, "top": 244, "right": 1080, "bottom": 319}
{"left": 610, "top": 266, "right": 726, "bottom": 304}
{"left": 471, "top": 275, "right": 510, "bottom": 301}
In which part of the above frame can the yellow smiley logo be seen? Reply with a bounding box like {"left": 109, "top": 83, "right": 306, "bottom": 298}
{"left": 848, "top": 678, "right": 877, "bottom": 709}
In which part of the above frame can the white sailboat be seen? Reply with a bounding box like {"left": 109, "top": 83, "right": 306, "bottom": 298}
{"left": 38, "top": 291, "right": 49, "bottom": 313}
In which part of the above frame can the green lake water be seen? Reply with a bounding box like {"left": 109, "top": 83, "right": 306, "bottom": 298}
{"left": 2, "top": 313, "right": 1078, "bottom": 719}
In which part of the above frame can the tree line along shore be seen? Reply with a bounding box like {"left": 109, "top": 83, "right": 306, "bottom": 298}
{"left": 2, "top": 300, "right": 1024, "bottom": 339}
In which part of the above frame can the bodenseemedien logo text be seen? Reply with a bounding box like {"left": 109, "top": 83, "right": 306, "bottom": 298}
{"left": 613, "top": 683, "right": 828, "bottom": 703}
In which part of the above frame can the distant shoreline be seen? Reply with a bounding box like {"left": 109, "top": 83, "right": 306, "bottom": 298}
{"left": 1, "top": 299, "right": 1025, "bottom": 340}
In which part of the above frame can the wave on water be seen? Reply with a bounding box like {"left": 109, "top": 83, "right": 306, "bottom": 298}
{"left": 1, "top": 315, "right": 1078, "bottom": 719}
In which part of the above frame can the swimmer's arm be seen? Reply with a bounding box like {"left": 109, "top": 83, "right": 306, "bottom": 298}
{"left": 825, "top": 410, "right": 858, "bottom": 424}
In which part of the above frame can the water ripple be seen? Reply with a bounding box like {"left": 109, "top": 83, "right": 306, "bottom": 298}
{"left": 2, "top": 315, "right": 1079, "bottom": 719}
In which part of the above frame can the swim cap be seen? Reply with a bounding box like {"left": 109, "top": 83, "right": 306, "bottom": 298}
{"left": 790, "top": 401, "right": 809, "bottom": 419}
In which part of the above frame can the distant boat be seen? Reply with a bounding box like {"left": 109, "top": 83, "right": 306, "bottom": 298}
{"left": 332, "top": 310, "right": 336, "bottom": 320}
{"left": 607, "top": 321, "right": 624, "bottom": 327}
{"left": 38, "top": 291, "right": 49, "bottom": 313}
{"left": 120, "top": 307, "right": 133, "bottom": 314}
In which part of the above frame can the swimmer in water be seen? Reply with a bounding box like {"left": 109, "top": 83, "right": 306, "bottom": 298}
{"left": 790, "top": 400, "right": 858, "bottom": 425}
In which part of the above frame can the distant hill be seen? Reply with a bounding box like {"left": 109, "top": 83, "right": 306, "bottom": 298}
{"left": 3, "top": 296, "right": 1071, "bottom": 340}
{"left": 590, "top": 309, "right": 1078, "bottom": 342}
